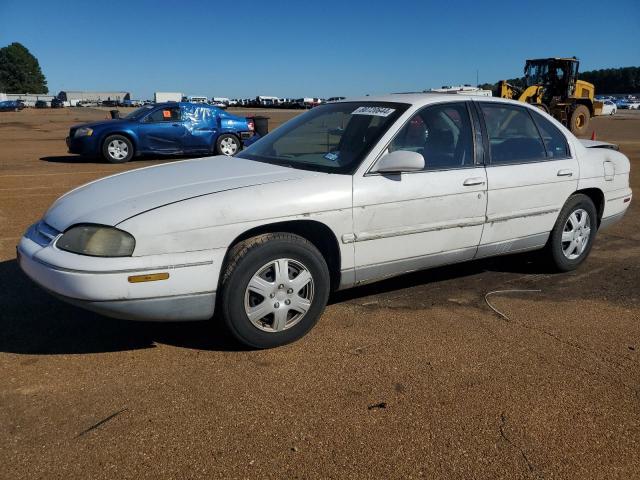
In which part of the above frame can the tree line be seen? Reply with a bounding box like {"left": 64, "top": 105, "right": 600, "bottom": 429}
{"left": 480, "top": 66, "right": 640, "bottom": 94}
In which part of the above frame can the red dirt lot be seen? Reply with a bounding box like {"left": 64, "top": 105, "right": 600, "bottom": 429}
{"left": 0, "top": 107, "right": 639, "bottom": 479}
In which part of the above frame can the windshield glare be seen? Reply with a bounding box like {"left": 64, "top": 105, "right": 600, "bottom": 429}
{"left": 237, "top": 102, "right": 409, "bottom": 174}
{"left": 125, "top": 104, "right": 154, "bottom": 120}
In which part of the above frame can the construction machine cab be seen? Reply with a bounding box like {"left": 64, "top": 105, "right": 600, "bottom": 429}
{"left": 524, "top": 57, "right": 579, "bottom": 100}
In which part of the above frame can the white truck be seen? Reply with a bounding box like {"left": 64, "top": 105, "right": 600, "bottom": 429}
{"left": 154, "top": 92, "right": 183, "bottom": 103}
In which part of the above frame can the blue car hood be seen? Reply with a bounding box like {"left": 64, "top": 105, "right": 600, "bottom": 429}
{"left": 71, "top": 119, "right": 129, "bottom": 130}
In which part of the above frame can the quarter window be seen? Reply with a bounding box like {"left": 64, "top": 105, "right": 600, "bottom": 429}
{"left": 480, "top": 104, "right": 546, "bottom": 164}
{"left": 389, "top": 103, "right": 474, "bottom": 170}
{"left": 530, "top": 110, "right": 570, "bottom": 159}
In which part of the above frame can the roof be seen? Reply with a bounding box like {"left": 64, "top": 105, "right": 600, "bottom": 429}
{"left": 335, "top": 92, "right": 524, "bottom": 108}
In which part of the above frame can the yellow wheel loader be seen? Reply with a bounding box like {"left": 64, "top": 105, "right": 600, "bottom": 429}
{"left": 498, "top": 57, "right": 602, "bottom": 135}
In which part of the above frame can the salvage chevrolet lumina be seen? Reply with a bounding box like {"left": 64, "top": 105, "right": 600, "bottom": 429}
{"left": 18, "top": 95, "right": 632, "bottom": 348}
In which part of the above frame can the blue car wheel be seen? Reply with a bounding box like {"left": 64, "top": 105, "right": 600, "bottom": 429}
{"left": 102, "top": 135, "right": 134, "bottom": 163}
{"left": 216, "top": 134, "right": 241, "bottom": 156}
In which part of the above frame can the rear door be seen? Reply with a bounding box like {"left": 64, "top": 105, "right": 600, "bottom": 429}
{"left": 474, "top": 101, "right": 578, "bottom": 257}
{"left": 138, "top": 105, "right": 187, "bottom": 153}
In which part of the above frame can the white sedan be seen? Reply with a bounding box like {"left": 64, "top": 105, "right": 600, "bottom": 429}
{"left": 18, "top": 95, "right": 633, "bottom": 348}
{"left": 601, "top": 100, "right": 617, "bottom": 115}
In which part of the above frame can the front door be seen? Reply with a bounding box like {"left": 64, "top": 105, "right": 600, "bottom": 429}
{"left": 138, "top": 105, "right": 187, "bottom": 153}
{"left": 474, "top": 102, "right": 579, "bottom": 257}
{"left": 352, "top": 101, "right": 488, "bottom": 284}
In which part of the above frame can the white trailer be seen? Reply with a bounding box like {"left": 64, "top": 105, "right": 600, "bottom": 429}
{"left": 154, "top": 92, "right": 183, "bottom": 103}
{"left": 428, "top": 85, "right": 493, "bottom": 97}
{"left": 256, "top": 95, "right": 279, "bottom": 106}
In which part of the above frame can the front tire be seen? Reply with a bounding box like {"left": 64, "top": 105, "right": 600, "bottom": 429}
{"left": 220, "top": 233, "right": 330, "bottom": 349}
{"left": 569, "top": 104, "right": 590, "bottom": 136}
{"left": 216, "top": 134, "right": 241, "bottom": 156}
{"left": 102, "top": 134, "right": 134, "bottom": 163}
{"left": 546, "top": 194, "right": 597, "bottom": 272}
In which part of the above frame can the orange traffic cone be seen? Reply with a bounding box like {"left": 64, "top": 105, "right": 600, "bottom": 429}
{"left": 591, "top": 131, "right": 596, "bottom": 141}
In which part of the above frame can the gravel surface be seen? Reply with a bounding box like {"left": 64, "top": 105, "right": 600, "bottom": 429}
{"left": 1, "top": 108, "right": 638, "bottom": 479}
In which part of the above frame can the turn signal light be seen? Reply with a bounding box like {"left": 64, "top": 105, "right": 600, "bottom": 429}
{"left": 128, "top": 272, "right": 170, "bottom": 283}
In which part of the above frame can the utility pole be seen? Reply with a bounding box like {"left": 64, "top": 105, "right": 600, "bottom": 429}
{"left": 476, "top": 70, "right": 479, "bottom": 87}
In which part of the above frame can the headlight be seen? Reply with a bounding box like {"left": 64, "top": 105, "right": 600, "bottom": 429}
{"left": 56, "top": 225, "right": 135, "bottom": 257}
{"left": 74, "top": 127, "right": 93, "bottom": 137}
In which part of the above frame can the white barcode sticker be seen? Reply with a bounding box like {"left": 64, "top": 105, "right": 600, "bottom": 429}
{"left": 351, "top": 106, "right": 395, "bottom": 117}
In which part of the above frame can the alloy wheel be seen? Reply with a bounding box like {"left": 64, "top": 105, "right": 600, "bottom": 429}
{"left": 220, "top": 137, "right": 238, "bottom": 156}
{"left": 107, "top": 139, "right": 129, "bottom": 160}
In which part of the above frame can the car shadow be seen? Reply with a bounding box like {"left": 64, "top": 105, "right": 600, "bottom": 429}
{"left": 0, "top": 259, "right": 245, "bottom": 355}
{"left": 0, "top": 252, "right": 549, "bottom": 356}
{"left": 40, "top": 155, "right": 103, "bottom": 163}
{"left": 329, "top": 252, "right": 550, "bottom": 304}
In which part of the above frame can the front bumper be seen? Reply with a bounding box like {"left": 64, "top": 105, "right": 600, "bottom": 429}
{"left": 18, "top": 223, "right": 222, "bottom": 321}
{"left": 66, "top": 135, "right": 99, "bottom": 156}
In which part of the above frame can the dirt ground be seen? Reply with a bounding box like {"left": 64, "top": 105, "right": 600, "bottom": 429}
{"left": 0, "top": 106, "right": 638, "bottom": 479}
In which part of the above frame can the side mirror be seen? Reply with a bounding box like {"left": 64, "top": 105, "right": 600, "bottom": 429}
{"left": 372, "top": 150, "right": 425, "bottom": 174}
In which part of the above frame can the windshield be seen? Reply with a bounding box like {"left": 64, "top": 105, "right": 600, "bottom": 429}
{"left": 237, "top": 102, "right": 409, "bottom": 174}
{"left": 526, "top": 62, "right": 549, "bottom": 86}
{"left": 125, "top": 104, "right": 155, "bottom": 120}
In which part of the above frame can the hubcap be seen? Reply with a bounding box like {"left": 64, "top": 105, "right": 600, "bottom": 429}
{"left": 244, "top": 258, "right": 314, "bottom": 333}
{"left": 561, "top": 208, "right": 591, "bottom": 260}
{"left": 107, "top": 139, "right": 128, "bottom": 160}
{"left": 220, "top": 137, "right": 238, "bottom": 156}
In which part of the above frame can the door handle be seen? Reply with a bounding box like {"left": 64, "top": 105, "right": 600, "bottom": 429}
{"left": 463, "top": 177, "right": 486, "bottom": 186}
{"left": 557, "top": 169, "right": 574, "bottom": 177}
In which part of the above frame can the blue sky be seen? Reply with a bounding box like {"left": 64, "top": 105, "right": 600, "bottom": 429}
{"left": 1, "top": 0, "right": 639, "bottom": 99}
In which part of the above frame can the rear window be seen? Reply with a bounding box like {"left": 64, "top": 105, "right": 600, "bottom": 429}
{"left": 480, "top": 103, "right": 546, "bottom": 164}
{"left": 529, "top": 110, "right": 570, "bottom": 159}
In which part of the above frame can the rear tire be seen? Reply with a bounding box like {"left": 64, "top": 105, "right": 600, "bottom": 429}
{"left": 215, "top": 134, "right": 241, "bottom": 156}
{"left": 102, "top": 134, "right": 134, "bottom": 163}
{"left": 220, "top": 233, "right": 330, "bottom": 349}
{"left": 545, "top": 194, "right": 597, "bottom": 272}
{"left": 570, "top": 104, "right": 590, "bottom": 136}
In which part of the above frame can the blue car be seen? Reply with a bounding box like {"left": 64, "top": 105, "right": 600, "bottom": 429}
{"left": 0, "top": 100, "right": 25, "bottom": 112}
{"left": 66, "top": 102, "right": 256, "bottom": 163}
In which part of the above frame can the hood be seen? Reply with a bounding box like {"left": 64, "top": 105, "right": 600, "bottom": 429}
{"left": 70, "top": 119, "right": 125, "bottom": 131}
{"left": 44, "top": 156, "right": 318, "bottom": 231}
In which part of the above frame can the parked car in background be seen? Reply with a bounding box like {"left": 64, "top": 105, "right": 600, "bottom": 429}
{"left": 35, "top": 100, "right": 49, "bottom": 109}
{"left": 0, "top": 100, "right": 23, "bottom": 112}
{"left": 601, "top": 100, "right": 617, "bottom": 115}
{"left": 619, "top": 99, "right": 640, "bottom": 110}
{"left": 51, "top": 98, "right": 65, "bottom": 108}
{"left": 20, "top": 95, "right": 632, "bottom": 348}
{"left": 211, "top": 98, "right": 229, "bottom": 109}
{"left": 66, "top": 102, "right": 256, "bottom": 163}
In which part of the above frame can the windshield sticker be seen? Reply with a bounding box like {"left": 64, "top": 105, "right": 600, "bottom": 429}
{"left": 351, "top": 106, "right": 395, "bottom": 117}
{"left": 162, "top": 110, "right": 171, "bottom": 118}
{"left": 324, "top": 152, "right": 339, "bottom": 162}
